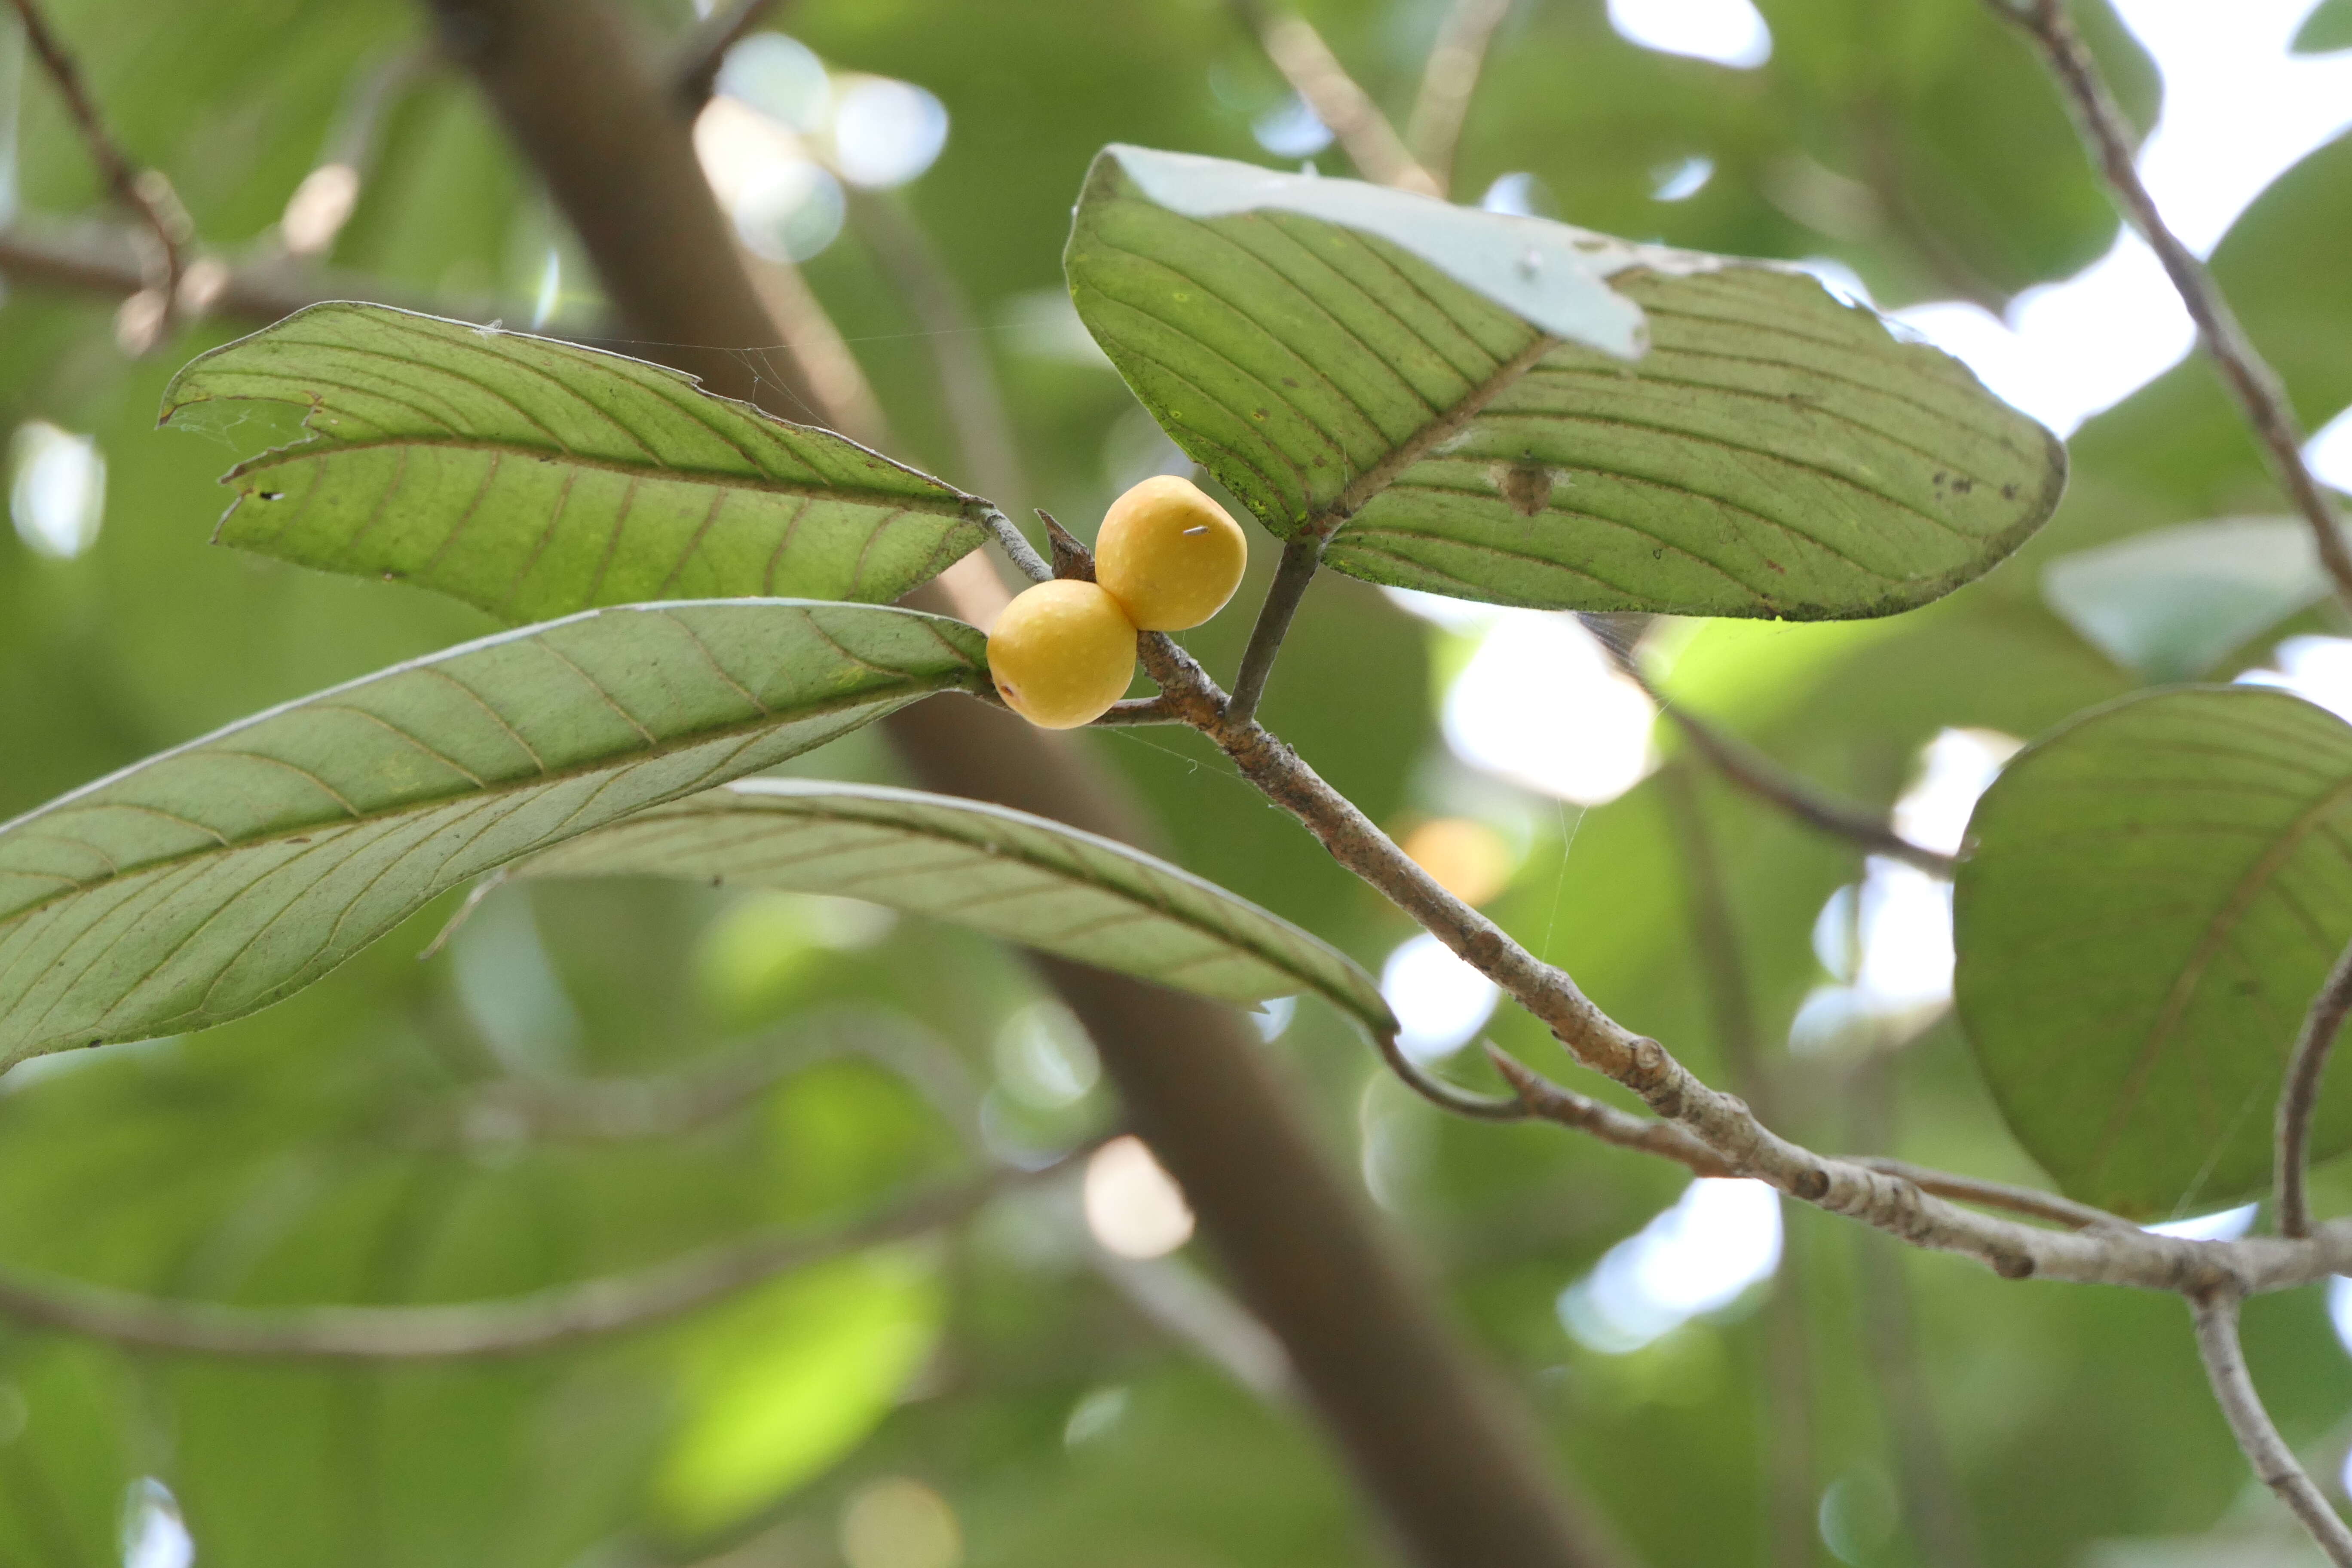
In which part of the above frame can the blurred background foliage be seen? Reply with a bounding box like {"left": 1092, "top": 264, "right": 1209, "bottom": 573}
{"left": 2, "top": 0, "right": 2352, "bottom": 1565}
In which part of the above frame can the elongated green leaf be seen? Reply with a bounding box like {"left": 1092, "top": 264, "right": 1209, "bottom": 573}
{"left": 519, "top": 780, "right": 1394, "bottom": 1032}
{"left": 0, "top": 603, "right": 986, "bottom": 1066}
{"left": 2041, "top": 518, "right": 2329, "bottom": 681}
{"left": 1953, "top": 687, "right": 2352, "bottom": 1216}
{"left": 160, "top": 303, "right": 987, "bottom": 621}
{"left": 1066, "top": 145, "right": 2064, "bottom": 619}
{"left": 2295, "top": 0, "right": 2352, "bottom": 54}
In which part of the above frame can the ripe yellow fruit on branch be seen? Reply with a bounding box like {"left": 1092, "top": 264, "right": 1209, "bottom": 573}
{"left": 986, "top": 579, "right": 1138, "bottom": 729}
{"left": 1094, "top": 475, "right": 1248, "bottom": 631}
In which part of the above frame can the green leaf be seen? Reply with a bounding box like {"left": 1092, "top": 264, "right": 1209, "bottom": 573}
{"left": 0, "top": 602, "right": 986, "bottom": 1066}
{"left": 520, "top": 780, "right": 1395, "bottom": 1032}
{"left": 1066, "top": 145, "right": 2064, "bottom": 619}
{"left": 160, "top": 303, "right": 988, "bottom": 622}
{"left": 2294, "top": 0, "right": 2352, "bottom": 54}
{"left": 1953, "top": 686, "right": 2352, "bottom": 1216}
{"left": 0, "top": 988, "right": 970, "bottom": 1567}
{"left": 653, "top": 1247, "right": 944, "bottom": 1536}
{"left": 2041, "top": 518, "right": 2330, "bottom": 681}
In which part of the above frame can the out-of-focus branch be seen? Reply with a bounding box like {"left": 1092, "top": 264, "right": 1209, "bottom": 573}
{"left": 1851, "top": 106, "right": 2010, "bottom": 317}
{"left": 275, "top": 45, "right": 435, "bottom": 262}
{"left": 1661, "top": 705, "right": 1956, "bottom": 875}
{"left": 1089, "top": 1247, "right": 1297, "bottom": 1403}
{"left": 1850, "top": 1059, "right": 1985, "bottom": 1568}
{"left": 2274, "top": 934, "right": 2352, "bottom": 1237}
{"left": 669, "top": 0, "right": 781, "bottom": 109}
{"left": 1403, "top": 0, "right": 1510, "bottom": 197}
{"left": 1988, "top": 0, "right": 2352, "bottom": 616}
{"left": 5, "top": 0, "right": 187, "bottom": 337}
{"left": 1230, "top": 0, "right": 1441, "bottom": 196}
{"left": 2191, "top": 1290, "right": 2352, "bottom": 1565}
{"left": 1657, "top": 763, "right": 1812, "bottom": 1568}
{"left": 737, "top": 243, "right": 891, "bottom": 446}
{"left": 426, "top": 0, "right": 824, "bottom": 420}
{"left": 850, "top": 187, "right": 1030, "bottom": 516}
{"left": 427, "top": 1011, "right": 980, "bottom": 1148}
{"left": 0, "top": 216, "right": 565, "bottom": 332}
{"left": 0, "top": 1176, "right": 998, "bottom": 1359}
{"left": 1603, "top": 634, "right": 1955, "bottom": 876}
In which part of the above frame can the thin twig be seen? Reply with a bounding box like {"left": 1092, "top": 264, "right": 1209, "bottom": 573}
{"left": 2274, "top": 934, "right": 2352, "bottom": 1237}
{"left": 1852, "top": 104, "right": 2011, "bottom": 317}
{"left": 1089, "top": 1249, "right": 1297, "bottom": 1402}
{"left": 1484, "top": 1048, "right": 1733, "bottom": 1175}
{"left": 978, "top": 505, "right": 1052, "bottom": 585}
{"left": 1760, "top": 1226, "right": 1819, "bottom": 1568}
{"left": 1090, "top": 695, "right": 1189, "bottom": 726}
{"left": 1657, "top": 763, "right": 1774, "bottom": 1118}
{"left": 0, "top": 1176, "right": 999, "bottom": 1359}
{"left": 1850, "top": 1059, "right": 1986, "bottom": 1568}
{"left": 6, "top": 0, "right": 187, "bottom": 335}
{"left": 737, "top": 245, "right": 890, "bottom": 441}
{"left": 1130, "top": 624, "right": 2352, "bottom": 1294}
{"left": 1618, "top": 642, "right": 1955, "bottom": 876}
{"left": 423, "top": 1011, "right": 978, "bottom": 1148}
{"left": 0, "top": 217, "right": 570, "bottom": 332}
{"left": 1230, "top": 0, "right": 1441, "bottom": 196}
{"left": 1225, "top": 534, "right": 1322, "bottom": 726}
{"left": 669, "top": 0, "right": 782, "bottom": 108}
{"left": 1988, "top": 0, "right": 2352, "bottom": 615}
{"left": 1846, "top": 1158, "right": 2127, "bottom": 1232}
{"left": 1403, "top": 0, "right": 1511, "bottom": 198}
{"left": 1375, "top": 1032, "right": 1526, "bottom": 1122}
{"left": 1660, "top": 761, "right": 1814, "bottom": 1567}
{"left": 2191, "top": 1290, "right": 2352, "bottom": 1565}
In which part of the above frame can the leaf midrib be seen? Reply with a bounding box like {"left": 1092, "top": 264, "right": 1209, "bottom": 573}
{"left": 612, "top": 796, "right": 1376, "bottom": 1019}
{"left": 226, "top": 437, "right": 979, "bottom": 518}
{"left": 0, "top": 679, "right": 971, "bottom": 932}
{"left": 2089, "top": 768, "right": 2352, "bottom": 1180}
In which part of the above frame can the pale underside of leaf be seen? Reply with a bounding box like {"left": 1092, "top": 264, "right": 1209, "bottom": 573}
{"left": 1953, "top": 686, "right": 2352, "bottom": 1216}
{"left": 518, "top": 779, "right": 1396, "bottom": 1033}
{"left": 160, "top": 303, "right": 987, "bottom": 623}
{"left": 2041, "top": 517, "right": 2328, "bottom": 680}
{"left": 1066, "top": 146, "right": 2066, "bottom": 619}
{"left": 0, "top": 603, "right": 987, "bottom": 1066}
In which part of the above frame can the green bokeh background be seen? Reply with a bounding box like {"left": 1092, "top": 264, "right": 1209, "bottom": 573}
{"left": 2, "top": 0, "right": 2349, "bottom": 1564}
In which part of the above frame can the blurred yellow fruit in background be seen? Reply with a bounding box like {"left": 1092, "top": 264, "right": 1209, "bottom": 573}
{"left": 1401, "top": 818, "right": 1515, "bottom": 906}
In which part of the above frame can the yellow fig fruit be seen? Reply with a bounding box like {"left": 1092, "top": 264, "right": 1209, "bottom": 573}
{"left": 986, "top": 579, "right": 1138, "bottom": 729}
{"left": 1094, "top": 475, "right": 1249, "bottom": 632}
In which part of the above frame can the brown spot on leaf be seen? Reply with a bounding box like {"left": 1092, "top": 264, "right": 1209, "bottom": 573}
{"left": 1492, "top": 461, "right": 1553, "bottom": 518}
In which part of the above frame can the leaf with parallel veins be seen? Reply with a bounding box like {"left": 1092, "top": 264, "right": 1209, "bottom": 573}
{"left": 1066, "top": 145, "right": 2066, "bottom": 619}
{"left": 1954, "top": 686, "right": 2352, "bottom": 1216}
{"left": 0, "top": 602, "right": 987, "bottom": 1066}
{"left": 520, "top": 779, "right": 1395, "bottom": 1034}
{"left": 161, "top": 303, "right": 988, "bottom": 622}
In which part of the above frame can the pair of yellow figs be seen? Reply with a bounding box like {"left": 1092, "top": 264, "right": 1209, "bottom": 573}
{"left": 988, "top": 475, "right": 1249, "bottom": 729}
